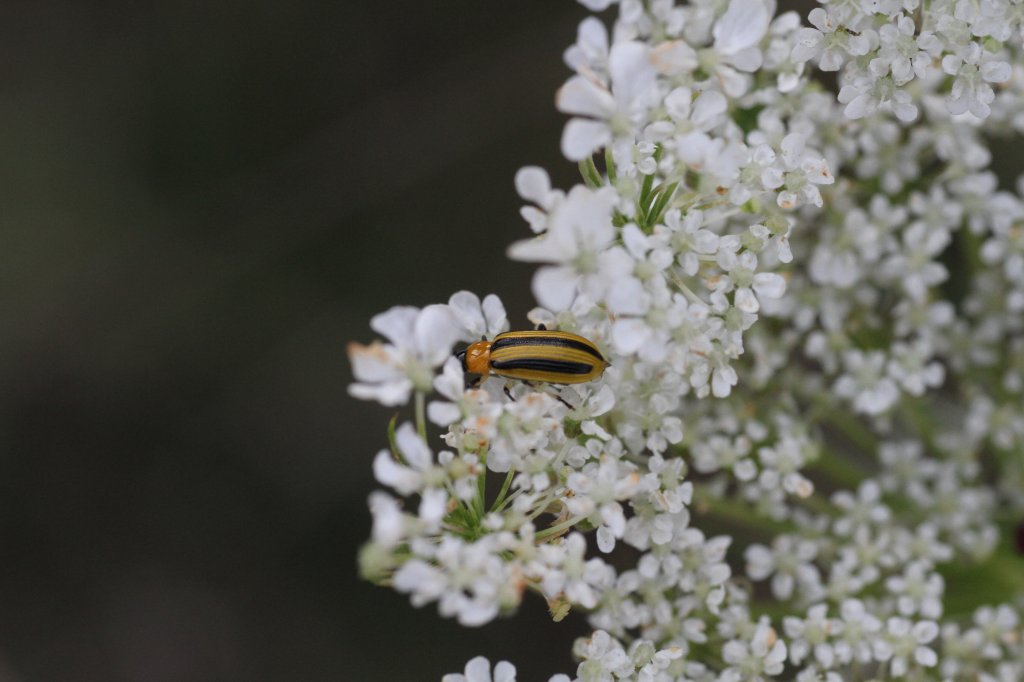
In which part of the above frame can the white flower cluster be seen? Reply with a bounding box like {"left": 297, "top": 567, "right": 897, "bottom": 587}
{"left": 791, "top": 0, "right": 1018, "bottom": 121}
{"left": 349, "top": 0, "right": 1024, "bottom": 679}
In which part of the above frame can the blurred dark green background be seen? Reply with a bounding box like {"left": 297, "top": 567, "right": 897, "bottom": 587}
{"left": 0, "top": 2, "right": 591, "bottom": 679}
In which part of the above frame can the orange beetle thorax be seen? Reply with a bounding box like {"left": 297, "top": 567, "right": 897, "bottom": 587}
{"left": 463, "top": 341, "right": 493, "bottom": 375}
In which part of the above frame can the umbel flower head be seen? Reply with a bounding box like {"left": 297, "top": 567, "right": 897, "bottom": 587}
{"left": 348, "top": 0, "right": 1024, "bottom": 679}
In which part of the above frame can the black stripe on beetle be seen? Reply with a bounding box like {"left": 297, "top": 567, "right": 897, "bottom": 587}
{"left": 491, "top": 335, "right": 605, "bottom": 362}
{"left": 490, "top": 358, "right": 595, "bottom": 375}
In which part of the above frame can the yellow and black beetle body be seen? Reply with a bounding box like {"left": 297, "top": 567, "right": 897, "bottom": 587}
{"left": 456, "top": 330, "right": 609, "bottom": 387}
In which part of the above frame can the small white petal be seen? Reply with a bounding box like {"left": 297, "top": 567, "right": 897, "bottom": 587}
{"left": 650, "top": 40, "right": 699, "bottom": 74}
{"left": 842, "top": 92, "right": 875, "bottom": 119}
{"left": 348, "top": 379, "right": 413, "bottom": 407}
{"left": 915, "top": 646, "right": 938, "bottom": 667}
{"left": 752, "top": 272, "right": 786, "bottom": 298}
{"left": 373, "top": 450, "right": 419, "bottom": 494}
{"left": 348, "top": 342, "right": 402, "bottom": 383}
{"left": 588, "top": 385, "right": 616, "bottom": 415}
{"left": 561, "top": 118, "right": 612, "bottom": 161}
{"left": 464, "top": 657, "right": 491, "bottom": 682}
{"left": 448, "top": 291, "right": 486, "bottom": 339}
{"left": 612, "top": 318, "right": 651, "bottom": 354}
{"left": 714, "top": 0, "right": 770, "bottom": 53}
{"left": 664, "top": 87, "right": 693, "bottom": 121}
{"left": 395, "top": 422, "right": 432, "bottom": 470}
{"left": 606, "top": 277, "right": 650, "bottom": 315}
{"left": 912, "top": 620, "right": 939, "bottom": 642}
{"left": 556, "top": 75, "right": 615, "bottom": 117}
{"left": 481, "top": 294, "right": 508, "bottom": 335}
{"left": 533, "top": 266, "right": 579, "bottom": 311}
{"left": 368, "top": 492, "right": 404, "bottom": 547}
{"left": 735, "top": 287, "right": 760, "bottom": 313}
{"left": 621, "top": 223, "right": 649, "bottom": 258}
{"left": 507, "top": 236, "right": 557, "bottom": 263}
{"left": 712, "top": 365, "right": 737, "bottom": 397}
{"left": 493, "top": 661, "right": 517, "bottom": 682}
{"left": 371, "top": 306, "right": 420, "bottom": 347}
{"left": 419, "top": 487, "right": 447, "bottom": 526}
{"left": 415, "top": 304, "right": 461, "bottom": 365}
{"left": 608, "top": 41, "right": 655, "bottom": 104}
{"left": 729, "top": 46, "right": 763, "bottom": 72}
{"left": 428, "top": 401, "right": 462, "bottom": 426}
{"left": 515, "top": 166, "right": 552, "bottom": 205}
{"left": 691, "top": 90, "right": 728, "bottom": 127}
{"left": 716, "top": 64, "right": 749, "bottom": 98}
{"left": 981, "top": 60, "right": 1010, "bottom": 83}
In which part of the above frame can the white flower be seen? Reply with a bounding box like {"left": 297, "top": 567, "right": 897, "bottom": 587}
{"left": 348, "top": 304, "right": 461, "bottom": 405}
{"left": 887, "top": 341, "right": 945, "bottom": 395}
{"left": 557, "top": 41, "right": 658, "bottom": 160}
{"left": 973, "top": 604, "right": 1020, "bottom": 650}
{"left": 873, "top": 617, "right": 940, "bottom": 676}
{"left": 831, "top": 480, "right": 892, "bottom": 536}
{"left": 534, "top": 533, "right": 615, "bottom": 609}
{"left": 443, "top": 656, "right": 517, "bottom": 682}
{"left": 571, "top": 631, "right": 636, "bottom": 679}
{"left": 784, "top": 604, "right": 837, "bottom": 668}
{"left": 774, "top": 134, "right": 835, "bottom": 210}
{"left": 745, "top": 534, "right": 821, "bottom": 600}
{"left": 507, "top": 185, "right": 619, "bottom": 311}
{"left": 838, "top": 73, "right": 919, "bottom": 122}
{"left": 516, "top": 166, "right": 565, "bottom": 233}
{"left": 664, "top": 209, "right": 720, "bottom": 276}
{"left": 394, "top": 534, "right": 523, "bottom": 627}
{"left": 565, "top": 455, "right": 643, "bottom": 552}
{"left": 372, "top": 423, "right": 449, "bottom": 527}
{"left": 880, "top": 217, "right": 950, "bottom": 302}
{"left": 885, "top": 560, "right": 945, "bottom": 619}
{"left": 833, "top": 350, "right": 900, "bottom": 415}
{"left": 709, "top": 0, "right": 772, "bottom": 97}
{"left": 646, "top": 87, "right": 729, "bottom": 167}
{"left": 721, "top": 621, "right": 788, "bottom": 680}
{"left": 448, "top": 291, "right": 509, "bottom": 343}
{"left": 791, "top": 7, "right": 872, "bottom": 70}
{"left": 736, "top": 272, "right": 788, "bottom": 314}
{"left": 880, "top": 17, "right": 940, "bottom": 84}
{"left": 942, "top": 42, "right": 1011, "bottom": 118}
{"left": 833, "top": 599, "right": 883, "bottom": 664}
{"left": 368, "top": 491, "right": 405, "bottom": 548}
{"left": 564, "top": 16, "right": 609, "bottom": 76}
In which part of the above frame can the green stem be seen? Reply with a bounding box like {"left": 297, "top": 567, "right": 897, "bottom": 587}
{"left": 809, "top": 394, "right": 879, "bottom": 455}
{"left": 535, "top": 515, "right": 585, "bottom": 541}
{"left": 604, "top": 147, "right": 617, "bottom": 184}
{"left": 490, "top": 468, "right": 517, "bottom": 513}
{"left": 805, "top": 449, "right": 866, "bottom": 490}
{"left": 898, "top": 397, "right": 937, "bottom": 451}
{"left": 669, "top": 273, "right": 705, "bottom": 305}
{"left": 527, "top": 490, "right": 561, "bottom": 521}
{"left": 578, "top": 157, "right": 603, "bottom": 188}
{"left": 415, "top": 391, "right": 427, "bottom": 441}
{"left": 475, "top": 448, "right": 488, "bottom": 518}
{"left": 695, "top": 487, "right": 796, "bottom": 537}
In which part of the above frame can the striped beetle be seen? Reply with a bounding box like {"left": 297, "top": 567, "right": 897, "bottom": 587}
{"left": 455, "top": 329, "right": 609, "bottom": 389}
